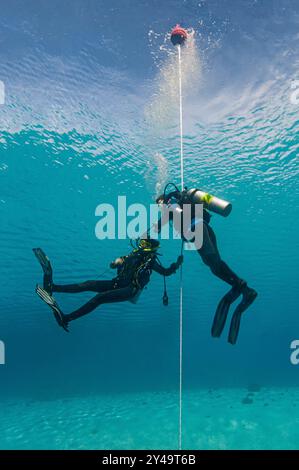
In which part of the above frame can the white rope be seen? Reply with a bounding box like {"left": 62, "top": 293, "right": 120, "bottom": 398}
{"left": 178, "top": 44, "right": 184, "bottom": 451}
{"left": 178, "top": 45, "right": 184, "bottom": 191}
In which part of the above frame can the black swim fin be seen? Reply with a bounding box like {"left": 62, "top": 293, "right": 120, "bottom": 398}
{"left": 36, "top": 285, "right": 69, "bottom": 332}
{"left": 211, "top": 285, "right": 241, "bottom": 338}
{"left": 228, "top": 287, "right": 257, "bottom": 345}
{"left": 33, "top": 248, "right": 53, "bottom": 295}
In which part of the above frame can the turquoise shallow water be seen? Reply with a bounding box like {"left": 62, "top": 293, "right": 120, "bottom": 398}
{"left": 1, "top": 387, "right": 299, "bottom": 450}
{"left": 0, "top": 0, "right": 299, "bottom": 449}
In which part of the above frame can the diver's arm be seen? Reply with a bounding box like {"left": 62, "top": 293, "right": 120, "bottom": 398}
{"left": 153, "top": 191, "right": 180, "bottom": 235}
{"left": 110, "top": 257, "right": 125, "bottom": 269}
{"left": 152, "top": 255, "right": 183, "bottom": 276}
{"left": 151, "top": 216, "right": 163, "bottom": 235}
{"left": 156, "top": 190, "right": 181, "bottom": 205}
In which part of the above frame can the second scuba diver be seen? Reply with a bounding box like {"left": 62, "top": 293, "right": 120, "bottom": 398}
{"left": 156, "top": 183, "right": 257, "bottom": 345}
{"left": 33, "top": 239, "right": 183, "bottom": 332}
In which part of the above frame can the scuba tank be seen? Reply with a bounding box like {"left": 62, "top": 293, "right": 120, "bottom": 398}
{"left": 186, "top": 188, "right": 232, "bottom": 217}
{"left": 158, "top": 182, "right": 232, "bottom": 218}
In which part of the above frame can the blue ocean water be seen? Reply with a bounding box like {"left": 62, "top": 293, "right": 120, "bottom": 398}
{"left": 0, "top": 0, "right": 298, "bottom": 449}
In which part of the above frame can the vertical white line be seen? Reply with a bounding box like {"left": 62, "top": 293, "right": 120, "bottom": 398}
{"left": 178, "top": 45, "right": 184, "bottom": 192}
{"left": 179, "top": 266, "right": 183, "bottom": 450}
{"left": 178, "top": 44, "right": 184, "bottom": 451}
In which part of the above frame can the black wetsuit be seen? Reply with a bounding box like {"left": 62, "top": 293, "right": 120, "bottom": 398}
{"left": 158, "top": 190, "right": 242, "bottom": 288}
{"left": 52, "top": 251, "right": 178, "bottom": 322}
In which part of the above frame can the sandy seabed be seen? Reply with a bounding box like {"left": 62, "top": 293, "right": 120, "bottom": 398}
{"left": 0, "top": 387, "right": 298, "bottom": 449}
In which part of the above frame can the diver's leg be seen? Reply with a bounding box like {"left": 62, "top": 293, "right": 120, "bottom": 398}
{"left": 64, "top": 286, "right": 136, "bottom": 322}
{"left": 198, "top": 224, "right": 257, "bottom": 340}
{"left": 198, "top": 224, "right": 247, "bottom": 338}
{"left": 197, "top": 224, "right": 243, "bottom": 287}
{"left": 53, "top": 280, "right": 115, "bottom": 294}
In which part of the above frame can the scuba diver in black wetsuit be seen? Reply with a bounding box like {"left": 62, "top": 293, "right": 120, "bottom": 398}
{"left": 33, "top": 239, "right": 183, "bottom": 332}
{"left": 156, "top": 183, "right": 257, "bottom": 345}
